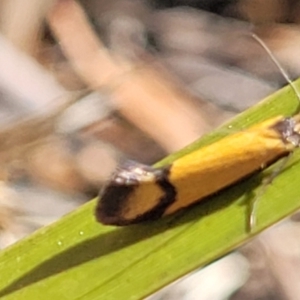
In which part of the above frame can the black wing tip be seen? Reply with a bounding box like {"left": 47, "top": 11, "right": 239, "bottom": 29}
{"left": 95, "top": 161, "right": 176, "bottom": 226}
{"left": 96, "top": 183, "right": 136, "bottom": 225}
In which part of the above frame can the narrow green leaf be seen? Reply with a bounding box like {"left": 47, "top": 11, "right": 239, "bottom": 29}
{"left": 0, "top": 81, "right": 300, "bottom": 300}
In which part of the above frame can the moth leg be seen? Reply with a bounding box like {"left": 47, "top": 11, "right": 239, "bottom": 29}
{"left": 248, "top": 154, "right": 291, "bottom": 233}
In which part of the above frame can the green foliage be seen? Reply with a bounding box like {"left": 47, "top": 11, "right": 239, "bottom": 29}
{"left": 0, "top": 81, "right": 300, "bottom": 299}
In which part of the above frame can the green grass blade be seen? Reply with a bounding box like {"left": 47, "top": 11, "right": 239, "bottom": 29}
{"left": 0, "top": 81, "right": 300, "bottom": 300}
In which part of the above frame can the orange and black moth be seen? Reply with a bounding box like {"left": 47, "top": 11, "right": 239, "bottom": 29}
{"left": 95, "top": 115, "right": 300, "bottom": 226}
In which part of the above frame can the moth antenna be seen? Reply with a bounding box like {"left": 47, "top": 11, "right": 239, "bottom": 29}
{"left": 252, "top": 33, "right": 300, "bottom": 103}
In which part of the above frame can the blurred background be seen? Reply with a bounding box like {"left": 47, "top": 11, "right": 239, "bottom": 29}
{"left": 0, "top": 0, "right": 300, "bottom": 299}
